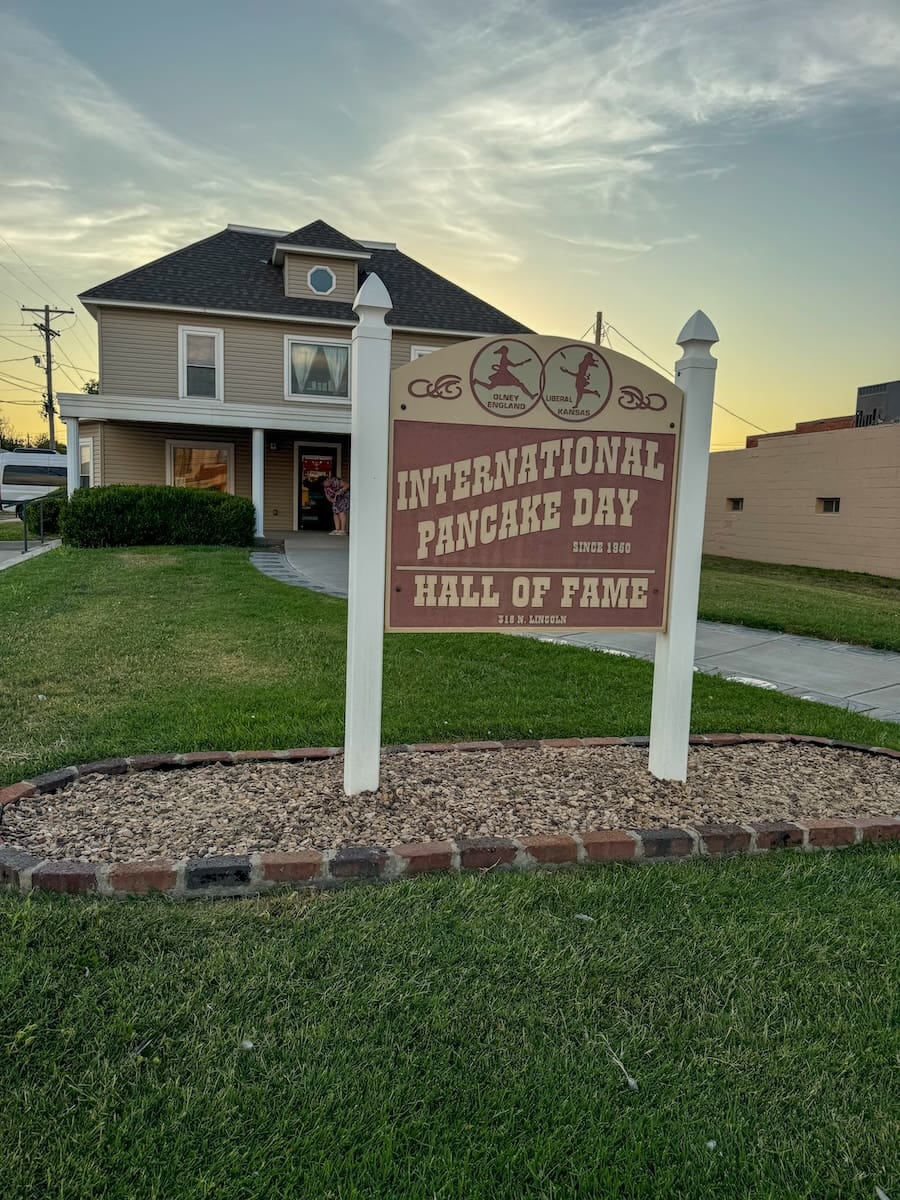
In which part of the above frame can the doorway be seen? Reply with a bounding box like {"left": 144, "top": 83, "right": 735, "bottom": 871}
{"left": 296, "top": 443, "right": 341, "bottom": 531}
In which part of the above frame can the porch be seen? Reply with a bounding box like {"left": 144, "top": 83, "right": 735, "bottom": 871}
{"left": 60, "top": 416, "right": 351, "bottom": 538}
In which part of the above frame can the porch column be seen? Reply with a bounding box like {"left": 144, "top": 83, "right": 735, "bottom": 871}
{"left": 251, "top": 428, "right": 265, "bottom": 538}
{"left": 65, "top": 417, "right": 79, "bottom": 496}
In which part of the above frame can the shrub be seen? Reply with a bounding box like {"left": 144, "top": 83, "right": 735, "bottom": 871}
{"left": 24, "top": 488, "right": 67, "bottom": 536}
{"left": 61, "top": 485, "right": 256, "bottom": 548}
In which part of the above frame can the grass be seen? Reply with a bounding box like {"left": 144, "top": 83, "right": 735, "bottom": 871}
{"left": 701, "top": 555, "right": 900, "bottom": 652}
{"left": 1, "top": 847, "right": 896, "bottom": 1199}
{"left": 1, "top": 547, "right": 900, "bottom": 785}
{"left": 0, "top": 520, "right": 24, "bottom": 540}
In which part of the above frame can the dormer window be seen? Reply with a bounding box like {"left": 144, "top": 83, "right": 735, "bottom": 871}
{"left": 307, "top": 266, "right": 336, "bottom": 296}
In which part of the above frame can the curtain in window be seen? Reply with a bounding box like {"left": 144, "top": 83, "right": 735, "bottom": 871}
{"left": 321, "top": 345, "right": 348, "bottom": 396}
{"left": 290, "top": 343, "right": 348, "bottom": 397}
{"left": 290, "top": 344, "right": 315, "bottom": 394}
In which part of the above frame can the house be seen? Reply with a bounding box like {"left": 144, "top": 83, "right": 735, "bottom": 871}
{"left": 704, "top": 417, "right": 900, "bottom": 578}
{"left": 58, "top": 219, "right": 531, "bottom": 534}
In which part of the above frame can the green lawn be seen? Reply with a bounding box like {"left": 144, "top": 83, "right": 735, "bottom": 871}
{"left": 1, "top": 847, "right": 896, "bottom": 1199}
{"left": 0, "top": 520, "right": 24, "bottom": 540}
{"left": 1, "top": 546, "right": 900, "bottom": 786}
{"left": 700, "top": 555, "right": 900, "bottom": 652}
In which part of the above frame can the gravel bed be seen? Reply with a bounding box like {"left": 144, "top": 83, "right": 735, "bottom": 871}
{"left": 3, "top": 744, "right": 898, "bottom": 863}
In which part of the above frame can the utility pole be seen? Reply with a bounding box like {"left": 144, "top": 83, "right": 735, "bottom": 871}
{"left": 594, "top": 310, "right": 603, "bottom": 345}
{"left": 21, "top": 304, "right": 73, "bottom": 451}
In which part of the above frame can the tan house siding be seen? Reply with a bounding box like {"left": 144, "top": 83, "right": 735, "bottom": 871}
{"left": 101, "top": 422, "right": 252, "bottom": 496}
{"left": 704, "top": 424, "right": 900, "bottom": 578}
{"left": 78, "top": 421, "right": 103, "bottom": 486}
{"left": 389, "top": 332, "right": 469, "bottom": 372}
{"left": 284, "top": 254, "right": 358, "bottom": 302}
{"left": 98, "top": 307, "right": 351, "bottom": 406}
{"left": 98, "top": 421, "right": 350, "bottom": 531}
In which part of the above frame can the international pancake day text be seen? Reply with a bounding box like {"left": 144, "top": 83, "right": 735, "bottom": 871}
{"left": 393, "top": 433, "right": 669, "bottom": 619}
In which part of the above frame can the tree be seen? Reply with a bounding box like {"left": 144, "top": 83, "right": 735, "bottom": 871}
{"left": 0, "top": 413, "right": 17, "bottom": 450}
{"left": 85, "top": 379, "right": 100, "bottom": 394}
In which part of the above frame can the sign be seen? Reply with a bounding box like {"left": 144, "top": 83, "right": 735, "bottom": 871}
{"left": 386, "top": 335, "right": 684, "bottom": 633}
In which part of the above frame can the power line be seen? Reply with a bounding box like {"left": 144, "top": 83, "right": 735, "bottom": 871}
{"left": 601, "top": 317, "right": 770, "bottom": 435}
{"left": 0, "top": 259, "right": 41, "bottom": 300}
{"left": 0, "top": 333, "right": 40, "bottom": 353}
{"left": 0, "top": 366, "right": 43, "bottom": 387}
{"left": 711, "top": 402, "right": 769, "bottom": 434}
{"left": 0, "top": 234, "right": 96, "bottom": 362}
{"left": 605, "top": 322, "right": 674, "bottom": 378}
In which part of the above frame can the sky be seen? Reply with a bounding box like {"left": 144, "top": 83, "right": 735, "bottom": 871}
{"left": 1, "top": 0, "right": 899, "bottom": 447}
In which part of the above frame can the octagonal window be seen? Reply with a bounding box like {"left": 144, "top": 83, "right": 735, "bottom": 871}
{"left": 308, "top": 266, "right": 336, "bottom": 295}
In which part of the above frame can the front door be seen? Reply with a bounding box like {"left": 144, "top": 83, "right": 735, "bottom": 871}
{"left": 298, "top": 446, "right": 337, "bottom": 530}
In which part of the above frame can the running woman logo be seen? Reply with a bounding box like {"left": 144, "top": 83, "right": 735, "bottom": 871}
{"left": 541, "top": 343, "right": 613, "bottom": 422}
{"left": 470, "top": 339, "right": 543, "bottom": 419}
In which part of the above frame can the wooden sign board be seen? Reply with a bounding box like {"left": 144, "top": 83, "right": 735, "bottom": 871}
{"left": 386, "top": 335, "right": 684, "bottom": 634}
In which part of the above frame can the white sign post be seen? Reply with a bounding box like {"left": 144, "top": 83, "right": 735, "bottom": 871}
{"left": 342, "top": 305, "right": 718, "bottom": 795}
{"left": 343, "top": 274, "right": 393, "bottom": 795}
{"left": 648, "top": 310, "right": 719, "bottom": 781}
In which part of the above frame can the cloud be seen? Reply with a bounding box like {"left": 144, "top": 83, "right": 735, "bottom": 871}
{"left": 334, "top": 0, "right": 900, "bottom": 269}
{"left": 1, "top": 0, "right": 899, "bottom": 319}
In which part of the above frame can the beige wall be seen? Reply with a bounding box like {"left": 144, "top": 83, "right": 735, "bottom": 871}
{"left": 98, "top": 308, "right": 351, "bottom": 406}
{"left": 283, "top": 253, "right": 357, "bottom": 302}
{"left": 704, "top": 423, "right": 900, "bottom": 577}
{"left": 78, "top": 421, "right": 103, "bottom": 486}
{"left": 98, "top": 308, "right": 473, "bottom": 407}
{"left": 390, "top": 332, "right": 468, "bottom": 371}
{"left": 96, "top": 420, "right": 350, "bottom": 532}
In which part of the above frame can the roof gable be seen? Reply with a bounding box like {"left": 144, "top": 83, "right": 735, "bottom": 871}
{"left": 78, "top": 227, "right": 533, "bottom": 336}
{"left": 279, "top": 220, "right": 367, "bottom": 255}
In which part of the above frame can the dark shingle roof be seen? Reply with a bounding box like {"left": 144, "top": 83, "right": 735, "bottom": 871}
{"left": 278, "top": 220, "right": 368, "bottom": 255}
{"left": 79, "top": 226, "right": 532, "bottom": 335}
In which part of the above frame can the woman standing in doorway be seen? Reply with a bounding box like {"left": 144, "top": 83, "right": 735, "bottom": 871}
{"left": 324, "top": 474, "right": 350, "bottom": 535}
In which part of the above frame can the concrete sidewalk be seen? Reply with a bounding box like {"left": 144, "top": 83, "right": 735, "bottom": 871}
{"left": 252, "top": 533, "right": 900, "bottom": 725}
{"left": 0, "top": 540, "right": 59, "bottom": 572}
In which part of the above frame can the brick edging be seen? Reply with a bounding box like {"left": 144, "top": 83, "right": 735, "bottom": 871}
{"left": 1, "top": 735, "right": 898, "bottom": 899}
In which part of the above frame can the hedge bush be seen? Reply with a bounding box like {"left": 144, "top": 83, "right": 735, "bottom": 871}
{"left": 24, "top": 488, "right": 68, "bottom": 536}
{"left": 61, "top": 485, "right": 256, "bottom": 548}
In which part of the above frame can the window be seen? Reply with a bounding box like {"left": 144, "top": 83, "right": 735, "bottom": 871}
{"left": 166, "top": 440, "right": 234, "bottom": 493}
{"left": 727, "top": 497, "right": 744, "bottom": 512}
{"left": 1, "top": 463, "right": 67, "bottom": 487}
{"left": 78, "top": 439, "right": 93, "bottom": 489}
{"left": 817, "top": 497, "right": 841, "bottom": 514}
{"left": 178, "top": 325, "right": 223, "bottom": 400}
{"left": 410, "top": 345, "right": 437, "bottom": 360}
{"left": 307, "top": 266, "right": 336, "bottom": 296}
{"left": 285, "top": 336, "right": 349, "bottom": 400}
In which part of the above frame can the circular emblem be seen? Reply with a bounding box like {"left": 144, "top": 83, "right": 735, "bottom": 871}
{"left": 470, "top": 338, "right": 542, "bottom": 419}
{"left": 541, "top": 344, "right": 613, "bottom": 422}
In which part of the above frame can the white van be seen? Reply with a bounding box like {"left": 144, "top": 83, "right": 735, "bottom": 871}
{"left": 0, "top": 450, "right": 68, "bottom": 508}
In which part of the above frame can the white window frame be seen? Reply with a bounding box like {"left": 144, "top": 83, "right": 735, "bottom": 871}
{"left": 165, "top": 439, "right": 235, "bottom": 494}
{"left": 306, "top": 265, "right": 337, "bottom": 296}
{"left": 410, "top": 345, "right": 437, "bottom": 360}
{"left": 178, "top": 325, "right": 224, "bottom": 402}
{"left": 284, "top": 334, "right": 351, "bottom": 402}
{"left": 78, "top": 437, "right": 94, "bottom": 489}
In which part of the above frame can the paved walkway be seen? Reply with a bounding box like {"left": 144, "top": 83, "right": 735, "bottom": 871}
{"left": 0, "top": 540, "right": 59, "bottom": 572}
{"left": 250, "top": 534, "right": 900, "bottom": 724}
